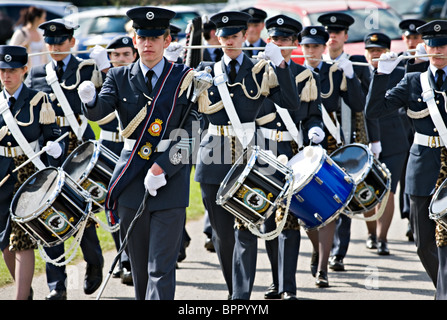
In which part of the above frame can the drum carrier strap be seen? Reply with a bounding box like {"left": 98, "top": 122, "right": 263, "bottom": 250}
{"left": 0, "top": 95, "right": 45, "bottom": 169}
{"left": 45, "top": 62, "right": 88, "bottom": 141}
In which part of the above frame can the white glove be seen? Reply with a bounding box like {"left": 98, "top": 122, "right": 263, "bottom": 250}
{"left": 89, "top": 45, "right": 110, "bottom": 70}
{"left": 377, "top": 52, "right": 403, "bottom": 75}
{"left": 144, "top": 171, "right": 167, "bottom": 196}
{"left": 263, "top": 42, "right": 284, "bottom": 67}
{"left": 337, "top": 58, "right": 354, "bottom": 79}
{"left": 369, "top": 141, "right": 382, "bottom": 159}
{"left": 45, "top": 141, "right": 62, "bottom": 159}
{"left": 78, "top": 81, "right": 96, "bottom": 104}
{"left": 415, "top": 43, "right": 428, "bottom": 61}
{"left": 308, "top": 126, "right": 325, "bottom": 144}
{"left": 164, "top": 42, "right": 183, "bottom": 62}
{"left": 256, "top": 51, "right": 266, "bottom": 60}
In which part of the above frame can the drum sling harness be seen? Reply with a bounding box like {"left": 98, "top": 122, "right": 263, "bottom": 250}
{"left": 0, "top": 94, "right": 45, "bottom": 170}
{"left": 45, "top": 62, "right": 88, "bottom": 141}
{"left": 420, "top": 70, "right": 447, "bottom": 147}
{"left": 213, "top": 61, "right": 255, "bottom": 149}
{"left": 321, "top": 104, "right": 343, "bottom": 145}
{"left": 274, "top": 103, "right": 303, "bottom": 148}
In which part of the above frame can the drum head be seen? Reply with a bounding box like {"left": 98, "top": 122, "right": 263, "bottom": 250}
{"left": 330, "top": 144, "right": 370, "bottom": 184}
{"left": 12, "top": 167, "right": 61, "bottom": 219}
{"left": 62, "top": 141, "right": 97, "bottom": 182}
{"left": 432, "top": 180, "right": 447, "bottom": 216}
{"left": 288, "top": 146, "right": 324, "bottom": 189}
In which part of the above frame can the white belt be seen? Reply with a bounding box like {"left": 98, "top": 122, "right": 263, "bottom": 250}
{"left": 413, "top": 132, "right": 445, "bottom": 148}
{"left": 124, "top": 138, "right": 172, "bottom": 152}
{"left": 208, "top": 123, "right": 255, "bottom": 137}
{"left": 0, "top": 140, "right": 39, "bottom": 157}
{"left": 100, "top": 130, "right": 124, "bottom": 143}
{"left": 56, "top": 116, "right": 70, "bottom": 127}
{"left": 259, "top": 127, "right": 293, "bottom": 142}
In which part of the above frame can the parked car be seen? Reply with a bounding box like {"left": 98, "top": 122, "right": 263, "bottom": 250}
{"left": 384, "top": 0, "right": 447, "bottom": 21}
{"left": 224, "top": 0, "right": 407, "bottom": 63}
{"left": 65, "top": 5, "right": 202, "bottom": 59}
{"left": 0, "top": 0, "right": 73, "bottom": 25}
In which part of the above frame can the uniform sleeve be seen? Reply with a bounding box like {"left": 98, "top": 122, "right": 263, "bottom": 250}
{"left": 82, "top": 70, "right": 117, "bottom": 121}
{"left": 267, "top": 65, "right": 300, "bottom": 111}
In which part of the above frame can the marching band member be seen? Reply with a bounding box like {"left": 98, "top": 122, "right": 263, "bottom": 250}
{"left": 194, "top": 10, "right": 300, "bottom": 299}
{"left": 365, "top": 20, "right": 447, "bottom": 299}
{"left": 300, "top": 25, "right": 365, "bottom": 287}
{"left": 360, "top": 33, "right": 409, "bottom": 255}
{"left": 258, "top": 15, "right": 323, "bottom": 300}
{"left": 317, "top": 12, "right": 381, "bottom": 272}
{"left": 241, "top": 7, "right": 267, "bottom": 58}
{"left": 78, "top": 6, "right": 200, "bottom": 300}
{"left": 0, "top": 45, "right": 63, "bottom": 299}
{"left": 99, "top": 35, "right": 137, "bottom": 285}
{"left": 24, "top": 19, "right": 107, "bottom": 300}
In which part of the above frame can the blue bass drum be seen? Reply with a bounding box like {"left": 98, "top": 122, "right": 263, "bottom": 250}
{"left": 287, "top": 146, "right": 355, "bottom": 230}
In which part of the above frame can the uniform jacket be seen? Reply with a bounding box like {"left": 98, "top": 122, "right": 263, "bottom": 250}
{"left": 366, "top": 67, "right": 445, "bottom": 196}
{"left": 83, "top": 58, "right": 199, "bottom": 211}
{"left": 24, "top": 54, "right": 96, "bottom": 155}
{"left": 194, "top": 54, "right": 300, "bottom": 185}
{"left": 256, "top": 60, "right": 323, "bottom": 159}
{"left": 0, "top": 85, "right": 63, "bottom": 248}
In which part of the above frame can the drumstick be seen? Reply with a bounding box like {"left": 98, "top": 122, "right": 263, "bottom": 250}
{"left": 12, "top": 131, "right": 69, "bottom": 173}
{"left": 0, "top": 174, "right": 10, "bottom": 188}
{"left": 28, "top": 49, "right": 115, "bottom": 57}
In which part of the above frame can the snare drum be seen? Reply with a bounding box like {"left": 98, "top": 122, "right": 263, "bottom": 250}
{"left": 10, "top": 167, "right": 92, "bottom": 247}
{"left": 216, "top": 146, "right": 294, "bottom": 227}
{"left": 62, "top": 140, "right": 119, "bottom": 213}
{"left": 429, "top": 178, "right": 447, "bottom": 231}
{"left": 330, "top": 143, "right": 391, "bottom": 215}
{"left": 287, "top": 146, "right": 355, "bottom": 230}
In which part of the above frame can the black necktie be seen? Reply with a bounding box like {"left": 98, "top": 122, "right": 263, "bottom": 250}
{"left": 214, "top": 49, "right": 222, "bottom": 62}
{"left": 8, "top": 96, "right": 15, "bottom": 108}
{"left": 146, "top": 70, "right": 154, "bottom": 94}
{"left": 437, "top": 69, "right": 445, "bottom": 90}
{"left": 229, "top": 60, "right": 237, "bottom": 83}
{"left": 247, "top": 44, "right": 254, "bottom": 57}
{"left": 56, "top": 60, "right": 64, "bottom": 81}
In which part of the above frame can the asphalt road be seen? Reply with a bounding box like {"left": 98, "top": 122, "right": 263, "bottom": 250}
{"left": 0, "top": 192, "right": 436, "bottom": 301}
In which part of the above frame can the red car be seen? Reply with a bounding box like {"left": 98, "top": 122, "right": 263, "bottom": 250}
{"left": 224, "top": 0, "right": 408, "bottom": 64}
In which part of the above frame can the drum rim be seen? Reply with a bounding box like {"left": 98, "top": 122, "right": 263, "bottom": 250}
{"left": 290, "top": 146, "right": 327, "bottom": 193}
{"left": 61, "top": 140, "right": 101, "bottom": 184}
{"left": 216, "top": 146, "right": 258, "bottom": 205}
{"left": 10, "top": 167, "right": 65, "bottom": 222}
{"left": 430, "top": 176, "right": 447, "bottom": 217}
{"left": 330, "top": 143, "right": 374, "bottom": 184}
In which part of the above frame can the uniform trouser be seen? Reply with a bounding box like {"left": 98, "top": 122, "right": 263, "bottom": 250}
{"left": 331, "top": 213, "right": 352, "bottom": 258}
{"left": 118, "top": 204, "right": 185, "bottom": 300}
{"left": 264, "top": 215, "right": 279, "bottom": 288}
{"left": 200, "top": 183, "right": 235, "bottom": 296}
{"left": 111, "top": 230, "right": 130, "bottom": 269}
{"left": 45, "top": 223, "right": 104, "bottom": 291}
{"left": 409, "top": 195, "right": 438, "bottom": 287}
{"left": 278, "top": 229, "right": 301, "bottom": 295}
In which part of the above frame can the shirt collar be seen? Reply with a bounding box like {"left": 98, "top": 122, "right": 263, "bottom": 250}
{"left": 245, "top": 39, "right": 262, "bottom": 47}
{"left": 223, "top": 52, "right": 244, "bottom": 67}
{"left": 4, "top": 83, "right": 23, "bottom": 101}
{"left": 52, "top": 55, "right": 71, "bottom": 69}
{"left": 304, "top": 61, "right": 323, "bottom": 71}
{"left": 429, "top": 64, "right": 447, "bottom": 78}
{"left": 140, "top": 58, "right": 165, "bottom": 79}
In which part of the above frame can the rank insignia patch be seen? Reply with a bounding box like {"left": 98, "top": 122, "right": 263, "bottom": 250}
{"left": 148, "top": 119, "right": 163, "bottom": 136}
{"left": 138, "top": 142, "right": 153, "bottom": 160}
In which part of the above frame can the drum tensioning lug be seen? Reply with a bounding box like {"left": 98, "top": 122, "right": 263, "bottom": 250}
{"left": 333, "top": 194, "right": 342, "bottom": 204}
{"left": 294, "top": 194, "right": 304, "bottom": 203}
{"left": 314, "top": 213, "right": 323, "bottom": 223}
{"left": 314, "top": 176, "right": 323, "bottom": 185}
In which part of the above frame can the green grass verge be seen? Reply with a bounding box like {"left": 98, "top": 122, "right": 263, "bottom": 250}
{"left": 0, "top": 121, "right": 205, "bottom": 287}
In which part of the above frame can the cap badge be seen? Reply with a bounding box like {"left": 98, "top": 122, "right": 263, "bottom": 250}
{"left": 310, "top": 28, "right": 317, "bottom": 35}
{"left": 50, "top": 25, "right": 56, "bottom": 32}
{"left": 409, "top": 24, "right": 415, "bottom": 30}
{"left": 370, "top": 34, "right": 378, "bottom": 42}
{"left": 434, "top": 24, "right": 441, "bottom": 32}
{"left": 122, "top": 37, "right": 129, "bottom": 44}
{"left": 330, "top": 16, "right": 337, "bottom": 23}
{"left": 248, "top": 9, "right": 255, "bottom": 15}
{"left": 222, "top": 16, "right": 229, "bottom": 24}
{"left": 4, "top": 54, "right": 11, "bottom": 62}
{"left": 277, "top": 18, "right": 284, "bottom": 25}
{"left": 146, "top": 11, "right": 154, "bottom": 20}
